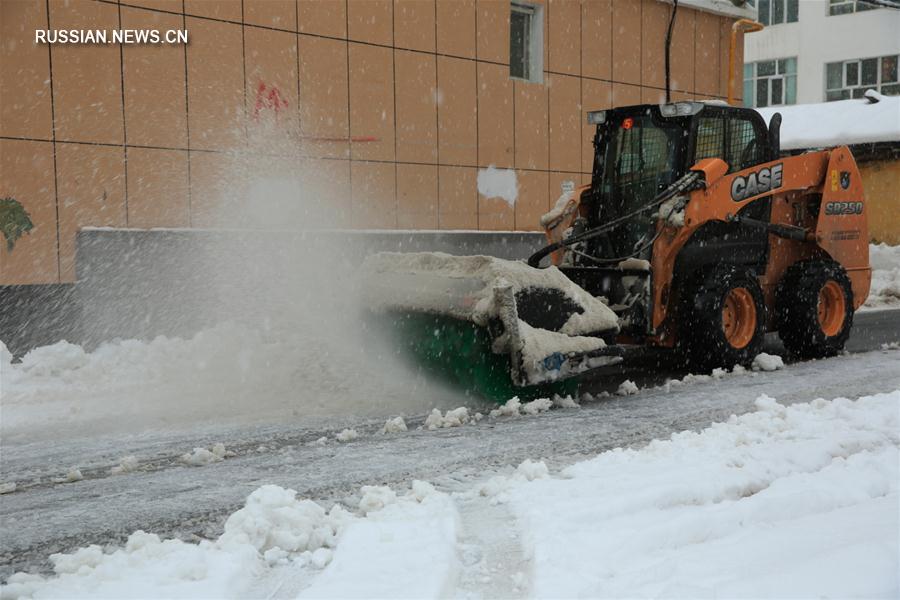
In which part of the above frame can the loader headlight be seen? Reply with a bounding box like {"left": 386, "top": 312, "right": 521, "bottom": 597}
{"left": 659, "top": 101, "right": 703, "bottom": 117}
{"left": 586, "top": 110, "right": 607, "bottom": 125}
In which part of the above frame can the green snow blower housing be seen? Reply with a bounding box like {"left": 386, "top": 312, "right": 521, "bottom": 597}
{"left": 362, "top": 253, "right": 624, "bottom": 403}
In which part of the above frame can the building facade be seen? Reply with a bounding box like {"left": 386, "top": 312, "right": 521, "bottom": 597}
{"left": 743, "top": 0, "right": 900, "bottom": 107}
{"left": 1, "top": 0, "right": 751, "bottom": 286}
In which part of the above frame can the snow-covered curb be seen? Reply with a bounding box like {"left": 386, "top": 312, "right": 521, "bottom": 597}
{"left": 864, "top": 243, "right": 900, "bottom": 310}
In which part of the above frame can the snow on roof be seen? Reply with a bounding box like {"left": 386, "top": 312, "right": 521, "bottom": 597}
{"left": 755, "top": 91, "right": 900, "bottom": 151}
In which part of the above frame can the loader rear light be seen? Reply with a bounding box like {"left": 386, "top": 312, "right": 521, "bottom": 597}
{"left": 586, "top": 110, "right": 607, "bottom": 125}
{"left": 622, "top": 117, "right": 634, "bottom": 130}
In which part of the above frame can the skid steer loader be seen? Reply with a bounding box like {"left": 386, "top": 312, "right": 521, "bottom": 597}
{"left": 364, "top": 101, "right": 870, "bottom": 402}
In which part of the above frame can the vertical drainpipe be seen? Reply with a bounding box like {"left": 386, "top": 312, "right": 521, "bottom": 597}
{"left": 728, "top": 18, "right": 765, "bottom": 106}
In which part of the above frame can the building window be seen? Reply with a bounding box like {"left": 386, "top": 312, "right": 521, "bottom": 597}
{"left": 510, "top": 2, "right": 543, "bottom": 83}
{"left": 756, "top": 0, "right": 799, "bottom": 26}
{"left": 829, "top": 0, "right": 881, "bottom": 15}
{"left": 825, "top": 56, "right": 900, "bottom": 100}
{"left": 743, "top": 58, "right": 797, "bottom": 108}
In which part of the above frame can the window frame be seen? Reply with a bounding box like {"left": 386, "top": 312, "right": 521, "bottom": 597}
{"left": 756, "top": 0, "right": 799, "bottom": 26}
{"left": 509, "top": 2, "right": 544, "bottom": 84}
{"left": 825, "top": 55, "right": 900, "bottom": 101}
{"left": 742, "top": 58, "right": 798, "bottom": 108}
{"left": 828, "top": 0, "right": 882, "bottom": 16}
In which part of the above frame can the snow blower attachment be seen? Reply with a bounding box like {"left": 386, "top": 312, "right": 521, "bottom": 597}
{"left": 362, "top": 253, "right": 623, "bottom": 402}
{"left": 364, "top": 101, "right": 871, "bottom": 402}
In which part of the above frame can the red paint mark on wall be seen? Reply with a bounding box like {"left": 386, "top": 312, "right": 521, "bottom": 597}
{"left": 253, "top": 81, "right": 288, "bottom": 120}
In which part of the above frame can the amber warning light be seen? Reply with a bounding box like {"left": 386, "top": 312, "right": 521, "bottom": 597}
{"left": 622, "top": 118, "right": 634, "bottom": 130}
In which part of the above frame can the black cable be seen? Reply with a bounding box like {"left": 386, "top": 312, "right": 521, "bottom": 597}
{"left": 526, "top": 171, "right": 702, "bottom": 268}
{"left": 664, "top": 0, "right": 679, "bottom": 104}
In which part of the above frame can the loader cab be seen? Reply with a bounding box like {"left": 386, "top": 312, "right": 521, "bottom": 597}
{"left": 566, "top": 102, "right": 774, "bottom": 337}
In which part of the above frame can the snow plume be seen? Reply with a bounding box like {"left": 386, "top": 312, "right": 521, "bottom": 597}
{"left": 1, "top": 133, "right": 463, "bottom": 442}
{"left": 477, "top": 166, "right": 518, "bottom": 206}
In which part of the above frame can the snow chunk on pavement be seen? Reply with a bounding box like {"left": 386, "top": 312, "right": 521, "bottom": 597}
{"left": 553, "top": 394, "right": 580, "bottom": 409}
{"left": 65, "top": 468, "right": 83, "bottom": 482}
{"left": 490, "top": 397, "right": 522, "bottom": 417}
{"left": 521, "top": 398, "right": 553, "bottom": 415}
{"left": 0, "top": 482, "right": 16, "bottom": 494}
{"left": 381, "top": 416, "right": 407, "bottom": 434}
{"left": 335, "top": 428, "right": 359, "bottom": 442}
{"left": 752, "top": 352, "right": 785, "bottom": 372}
{"left": 516, "top": 459, "right": 549, "bottom": 481}
{"left": 180, "top": 443, "right": 228, "bottom": 466}
{"left": 424, "top": 407, "right": 470, "bottom": 430}
{"left": 616, "top": 379, "right": 639, "bottom": 396}
{"left": 110, "top": 455, "right": 139, "bottom": 475}
{"left": 505, "top": 390, "right": 900, "bottom": 598}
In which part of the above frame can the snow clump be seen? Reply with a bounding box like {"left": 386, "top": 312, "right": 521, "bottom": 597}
{"left": 358, "top": 485, "right": 398, "bottom": 515}
{"left": 381, "top": 416, "right": 408, "bottom": 434}
{"left": 335, "top": 428, "right": 359, "bottom": 442}
{"left": 424, "top": 407, "right": 470, "bottom": 430}
{"left": 490, "top": 397, "right": 522, "bottom": 417}
{"left": 219, "top": 485, "right": 346, "bottom": 554}
{"left": 181, "top": 443, "right": 229, "bottom": 466}
{"left": 521, "top": 398, "right": 553, "bottom": 415}
{"left": 864, "top": 243, "right": 900, "bottom": 309}
{"left": 553, "top": 394, "right": 580, "bottom": 408}
{"left": 110, "top": 455, "right": 139, "bottom": 475}
{"left": 616, "top": 380, "right": 639, "bottom": 396}
{"left": 0, "top": 482, "right": 16, "bottom": 495}
{"left": 752, "top": 353, "right": 785, "bottom": 372}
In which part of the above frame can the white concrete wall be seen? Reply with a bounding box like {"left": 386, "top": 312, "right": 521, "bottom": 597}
{"left": 744, "top": 0, "right": 900, "bottom": 104}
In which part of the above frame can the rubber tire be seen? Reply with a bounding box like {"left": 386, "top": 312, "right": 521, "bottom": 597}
{"left": 677, "top": 263, "right": 767, "bottom": 371}
{"left": 776, "top": 260, "right": 854, "bottom": 359}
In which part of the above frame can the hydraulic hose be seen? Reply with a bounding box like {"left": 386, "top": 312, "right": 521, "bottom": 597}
{"left": 527, "top": 171, "right": 703, "bottom": 268}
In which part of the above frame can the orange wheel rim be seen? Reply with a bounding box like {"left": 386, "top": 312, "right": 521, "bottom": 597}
{"left": 817, "top": 280, "right": 846, "bottom": 337}
{"left": 722, "top": 287, "right": 757, "bottom": 349}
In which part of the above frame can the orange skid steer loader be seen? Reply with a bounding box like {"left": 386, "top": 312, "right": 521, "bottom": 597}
{"left": 365, "top": 101, "right": 871, "bottom": 401}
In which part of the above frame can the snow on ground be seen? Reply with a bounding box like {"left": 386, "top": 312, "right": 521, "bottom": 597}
{"left": 507, "top": 390, "right": 899, "bottom": 599}
{"left": 5, "top": 390, "right": 896, "bottom": 599}
{"left": 865, "top": 243, "right": 900, "bottom": 310}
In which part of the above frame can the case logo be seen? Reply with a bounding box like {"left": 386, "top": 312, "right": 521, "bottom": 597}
{"left": 731, "top": 163, "right": 783, "bottom": 202}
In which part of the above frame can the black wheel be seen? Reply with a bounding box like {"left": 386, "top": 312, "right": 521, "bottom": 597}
{"left": 677, "top": 263, "right": 766, "bottom": 370}
{"left": 776, "top": 260, "right": 854, "bottom": 359}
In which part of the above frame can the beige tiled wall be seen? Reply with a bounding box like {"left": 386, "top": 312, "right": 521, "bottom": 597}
{"left": 0, "top": 0, "right": 742, "bottom": 284}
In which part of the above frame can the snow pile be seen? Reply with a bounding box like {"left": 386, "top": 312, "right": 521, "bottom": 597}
{"left": 218, "top": 485, "right": 346, "bottom": 555}
{"left": 0, "top": 482, "right": 17, "bottom": 495}
{"left": 361, "top": 252, "right": 619, "bottom": 336}
{"left": 506, "top": 391, "right": 900, "bottom": 598}
{"left": 335, "top": 428, "right": 359, "bottom": 443}
{"left": 756, "top": 90, "right": 900, "bottom": 150}
{"left": 751, "top": 352, "right": 784, "bottom": 372}
{"left": 299, "top": 485, "right": 459, "bottom": 599}
{"left": 477, "top": 166, "right": 518, "bottom": 206}
{"left": 1, "top": 320, "right": 448, "bottom": 443}
{"left": 865, "top": 243, "right": 900, "bottom": 310}
{"left": 3, "top": 485, "right": 352, "bottom": 599}
{"left": 181, "top": 443, "right": 229, "bottom": 466}
{"left": 424, "top": 406, "right": 471, "bottom": 430}
{"left": 381, "top": 416, "right": 408, "bottom": 434}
